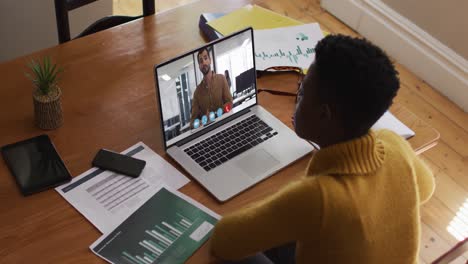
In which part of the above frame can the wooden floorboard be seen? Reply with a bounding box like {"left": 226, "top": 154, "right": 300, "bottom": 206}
{"left": 420, "top": 221, "right": 452, "bottom": 263}
{"left": 113, "top": 0, "right": 468, "bottom": 262}
{"left": 396, "top": 66, "right": 468, "bottom": 132}
{"left": 423, "top": 143, "right": 468, "bottom": 192}
{"left": 396, "top": 84, "right": 468, "bottom": 157}
{"left": 422, "top": 197, "right": 461, "bottom": 245}
{"left": 422, "top": 156, "right": 468, "bottom": 213}
{"left": 113, "top": 0, "right": 196, "bottom": 15}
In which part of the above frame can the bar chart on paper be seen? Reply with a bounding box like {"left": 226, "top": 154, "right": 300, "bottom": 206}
{"left": 127, "top": 213, "right": 197, "bottom": 264}
{"left": 91, "top": 187, "right": 219, "bottom": 264}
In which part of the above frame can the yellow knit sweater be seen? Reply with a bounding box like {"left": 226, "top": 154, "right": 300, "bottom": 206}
{"left": 211, "top": 130, "right": 435, "bottom": 264}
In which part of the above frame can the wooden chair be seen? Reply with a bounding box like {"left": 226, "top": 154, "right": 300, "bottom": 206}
{"left": 431, "top": 237, "right": 468, "bottom": 264}
{"left": 54, "top": 0, "right": 155, "bottom": 44}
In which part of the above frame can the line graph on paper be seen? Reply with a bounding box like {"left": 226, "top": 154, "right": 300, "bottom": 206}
{"left": 255, "top": 46, "right": 315, "bottom": 65}
{"left": 253, "top": 23, "right": 324, "bottom": 71}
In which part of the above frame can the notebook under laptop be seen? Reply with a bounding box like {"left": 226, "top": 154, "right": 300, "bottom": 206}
{"left": 154, "top": 28, "right": 313, "bottom": 201}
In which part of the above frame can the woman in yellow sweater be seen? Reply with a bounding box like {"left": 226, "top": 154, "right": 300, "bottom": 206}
{"left": 210, "top": 34, "right": 435, "bottom": 264}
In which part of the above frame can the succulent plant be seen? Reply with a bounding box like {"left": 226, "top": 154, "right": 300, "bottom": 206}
{"left": 26, "top": 56, "right": 63, "bottom": 95}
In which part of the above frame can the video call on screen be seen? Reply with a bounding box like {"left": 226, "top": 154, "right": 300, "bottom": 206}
{"left": 157, "top": 31, "right": 257, "bottom": 146}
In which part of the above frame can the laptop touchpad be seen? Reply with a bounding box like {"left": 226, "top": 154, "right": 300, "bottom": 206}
{"left": 236, "top": 149, "right": 280, "bottom": 179}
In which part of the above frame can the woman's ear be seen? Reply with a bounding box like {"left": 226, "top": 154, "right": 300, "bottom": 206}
{"left": 320, "top": 104, "right": 332, "bottom": 120}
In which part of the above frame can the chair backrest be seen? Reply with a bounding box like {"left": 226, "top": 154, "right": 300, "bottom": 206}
{"left": 431, "top": 237, "right": 468, "bottom": 264}
{"left": 54, "top": 0, "right": 155, "bottom": 44}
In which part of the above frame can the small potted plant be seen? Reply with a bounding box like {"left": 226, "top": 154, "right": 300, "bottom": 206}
{"left": 26, "top": 56, "right": 64, "bottom": 130}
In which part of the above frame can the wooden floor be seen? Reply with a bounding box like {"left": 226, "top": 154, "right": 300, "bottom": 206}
{"left": 114, "top": 1, "right": 468, "bottom": 263}
{"left": 113, "top": 0, "right": 196, "bottom": 15}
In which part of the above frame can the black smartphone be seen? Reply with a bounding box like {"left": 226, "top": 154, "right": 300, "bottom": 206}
{"left": 92, "top": 149, "right": 146, "bottom": 178}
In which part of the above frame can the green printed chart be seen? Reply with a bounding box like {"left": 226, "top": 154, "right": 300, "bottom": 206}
{"left": 91, "top": 187, "right": 219, "bottom": 264}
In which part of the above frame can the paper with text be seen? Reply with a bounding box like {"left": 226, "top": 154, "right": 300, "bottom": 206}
{"left": 56, "top": 142, "right": 190, "bottom": 234}
{"left": 254, "top": 23, "right": 324, "bottom": 71}
{"left": 90, "top": 185, "right": 220, "bottom": 264}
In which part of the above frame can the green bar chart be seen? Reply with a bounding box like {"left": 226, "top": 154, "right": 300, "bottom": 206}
{"left": 91, "top": 187, "right": 219, "bottom": 264}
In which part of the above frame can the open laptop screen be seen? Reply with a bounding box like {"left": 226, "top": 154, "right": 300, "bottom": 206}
{"left": 155, "top": 29, "right": 257, "bottom": 148}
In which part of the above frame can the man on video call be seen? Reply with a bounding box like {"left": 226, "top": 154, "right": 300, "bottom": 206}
{"left": 190, "top": 47, "right": 233, "bottom": 127}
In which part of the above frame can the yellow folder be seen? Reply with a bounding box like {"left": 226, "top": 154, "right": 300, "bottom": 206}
{"left": 207, "top": 4, "right": 303, "bottom": 36}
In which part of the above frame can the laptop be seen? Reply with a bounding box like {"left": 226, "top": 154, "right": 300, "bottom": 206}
{"left": 154, "top": 28, "right": 313, "bottom": 201}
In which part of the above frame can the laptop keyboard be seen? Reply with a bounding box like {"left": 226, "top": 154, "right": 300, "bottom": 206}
{"left": 184, "top": 115, "right": 278, "bottom": 172}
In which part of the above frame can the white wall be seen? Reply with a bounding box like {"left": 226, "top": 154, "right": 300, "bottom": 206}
{"left": 157, "top": 54, "right": 198, "bottom": 120}
{"left": 321, "top": 0, "right": 468, "bottom": 112}
{"left": 214, "top": 32, "right": 254, "bottom": 95}
{"left": 0, "top": 0, "right": 112, "bottom": 63}
{"left": 382, "top": 0, "right": 468, "bottom": 60}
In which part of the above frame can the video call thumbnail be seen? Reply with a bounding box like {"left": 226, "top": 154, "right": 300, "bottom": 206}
{"left": 156, "top": 31, "right": 256, "bottom": 146}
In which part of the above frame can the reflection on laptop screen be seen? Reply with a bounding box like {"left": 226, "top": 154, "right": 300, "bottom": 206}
{"left": 156, "top": 30, "right": 256, "bottom": 147}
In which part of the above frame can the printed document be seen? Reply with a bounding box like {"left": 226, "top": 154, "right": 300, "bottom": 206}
{"left": 254, "top": 23, "right": 324, "bottom": 71}
{"left": 56, "top": 142, "right": 190, "bottom": 234}
{"left": 372, "top": 111, "right": 415, "bottom": 139}
{"left": 91, "top": 185, "right": 219, "bottom": 264}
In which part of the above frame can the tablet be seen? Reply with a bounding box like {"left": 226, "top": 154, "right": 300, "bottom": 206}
{"left": 1, "top": 135, "right": 72, "bottom": 196}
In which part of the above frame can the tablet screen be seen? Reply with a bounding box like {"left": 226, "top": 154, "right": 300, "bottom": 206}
{"left": 1, "top": 135, "right": 71, "bottom": 195}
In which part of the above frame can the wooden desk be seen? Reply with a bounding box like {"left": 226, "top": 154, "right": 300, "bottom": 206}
{"left": 0, "top": 0, "right": 439, "bottom": 263}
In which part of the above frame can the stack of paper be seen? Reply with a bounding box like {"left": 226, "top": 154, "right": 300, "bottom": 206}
{"left": 207, "top": 4, "right": 303, "bottom": 35}
{"left": 56, "top": 142, "right": 190, "bottom": 233}
{"left": 206, "top": 5, "right": 325, "bottom": 71}
{"left": 57, "top": 142, "right": 223, "bottom": 263}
